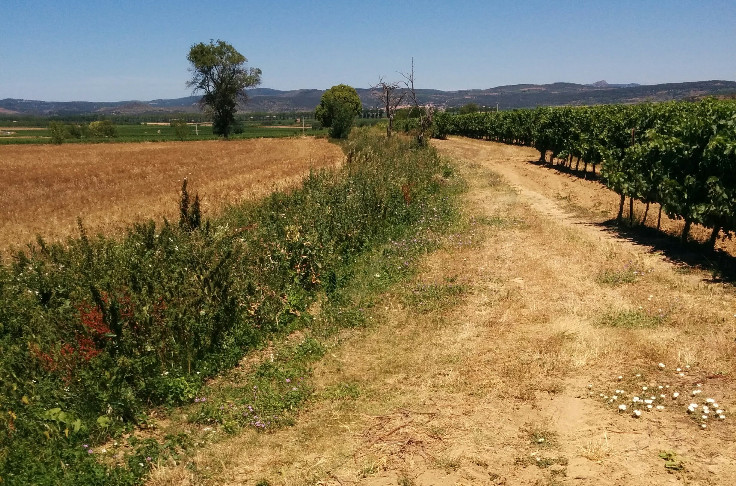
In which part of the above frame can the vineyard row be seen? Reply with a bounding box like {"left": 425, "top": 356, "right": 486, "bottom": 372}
{"left": 434, "top": 99, "right": 736, "bottom": 246}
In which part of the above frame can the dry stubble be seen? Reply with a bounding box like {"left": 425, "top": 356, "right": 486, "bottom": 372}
{"left": 0, "top": 138, "right": 343, "bottom": 250}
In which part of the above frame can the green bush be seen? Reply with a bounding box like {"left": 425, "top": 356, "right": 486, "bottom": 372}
{"left": 48, "top": 121, "right": 65, "bottom": 144}
{"left": 88, "top": 120, "right": 116, "bottom": 138}
{"left": 170, "top": 119, "right": 189, "bottom": 141}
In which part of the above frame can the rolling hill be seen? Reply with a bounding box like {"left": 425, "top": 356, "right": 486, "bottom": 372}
{"left": 2, "top": 80, "right": 735, "bottom": 116}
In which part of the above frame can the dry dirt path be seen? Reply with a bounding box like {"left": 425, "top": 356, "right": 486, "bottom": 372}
{"left": 149, "top": 137, "right": 736, "bottom": 486}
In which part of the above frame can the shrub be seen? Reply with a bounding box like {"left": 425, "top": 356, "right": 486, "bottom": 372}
{"left": 170, "top": 119, "right": 189, "bottom": 141}
{"left": 88, "top": 120, "right": 116, "bottom": 138}
{"left": 66, "top": 124, "right": 83, "bottom": 139}
{"left": 48, "top": 121, "right": 65, "bottom": 144}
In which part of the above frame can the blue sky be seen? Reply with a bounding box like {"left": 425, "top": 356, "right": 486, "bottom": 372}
{"left": 1, "top": 0, "right": 734, "bottom": 101}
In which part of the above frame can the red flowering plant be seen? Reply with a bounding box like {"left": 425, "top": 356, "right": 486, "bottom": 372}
{"left": 29, "top": 291, "right": 133, "bottom": 383}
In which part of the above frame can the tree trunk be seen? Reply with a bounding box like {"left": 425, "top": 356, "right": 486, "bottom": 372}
{"left": 575, "top": 157, "right": 581, "bottom": 172}
{"left": 708, "top": 225, "right": 721, "bottom": 249}
{"left": 641, "top": 202, "right": 650, "bottom": 225}
{"left": 617, "top": 194, "right": 625, "bottom": 221}
{"left": 583, "top": 161, "right": 589, "bottom": 178}
{"left": 657, "top": 206, "right": 662, "bottom": 230}
{"left": 681, "top": 219, "right": 692, "bottom": 243}
{"left": 629, "top": 197, "right": 634, "bottom": 224}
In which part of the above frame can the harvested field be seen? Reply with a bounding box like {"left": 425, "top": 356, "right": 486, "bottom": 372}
{"left": 0, "top": 138, "right": 343, "bottom": 250}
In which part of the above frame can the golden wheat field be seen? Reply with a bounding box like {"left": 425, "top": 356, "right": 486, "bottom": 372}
{"left": 0, "top": 138, "right": 344, "bottom": 251}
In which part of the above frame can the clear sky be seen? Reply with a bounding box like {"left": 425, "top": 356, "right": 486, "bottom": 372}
{"left": 1, "top": 0, "right": 734, "bottom": 102}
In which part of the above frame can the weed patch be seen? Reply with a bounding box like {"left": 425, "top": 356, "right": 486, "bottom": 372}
{"left": 403, "top": 279, "right": 467, "bottom": 313}
{"left": 596, "top": 309, "right": 664, "bottom": 328}
{"left": 659, "top": 450, "right": 685, "bottom": 472}
{"left": 321, "top": 381, "right": 361, "bottom": 401}
{"left": 522, "top": 423, "right": 558, "bottom": 448}
{"left": 596, "top": 268, "right": 638, "bottom": 285}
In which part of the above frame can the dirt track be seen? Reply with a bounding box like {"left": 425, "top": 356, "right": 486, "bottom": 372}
{"left": 149, "top": 137, "right": 736, "bottom": 485}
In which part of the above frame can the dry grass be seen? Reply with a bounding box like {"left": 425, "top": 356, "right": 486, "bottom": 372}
{"left": 578, "top": 433, "right": 612, "bottom": 462}
{"left": 0, "top": 138, "right": 343, "bottom": 250}
{"left": 146, "top": 137, "right": 736, "bottom": 485}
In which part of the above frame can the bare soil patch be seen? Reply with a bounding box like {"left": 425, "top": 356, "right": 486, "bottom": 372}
{"left": 147, "top": 137, "right": 736, "bottom": 485}
{"left": 0, "top": 138, "right": 343, "bottom": 250}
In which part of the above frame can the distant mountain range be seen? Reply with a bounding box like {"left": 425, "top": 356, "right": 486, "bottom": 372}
{"left": 2, "top": 80, "right": 735, "bottom": 116}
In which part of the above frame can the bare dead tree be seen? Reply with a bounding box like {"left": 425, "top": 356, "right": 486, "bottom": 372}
{"left": 370, "top": 77, "right": 406, "bottom": 138}
{"left": 401, "top": 58, "right": 435, "bottom": 146}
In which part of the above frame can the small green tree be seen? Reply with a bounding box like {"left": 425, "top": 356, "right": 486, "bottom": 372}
{"left": 88, "top": 120, "right": 116, "bottom": 138}
{"left": 48, "top": 121, "right": 65, "bottom": 144}
{"left": 187, "top": 39, "right": 261, "bottom": 139}
{"left": 171, "top": 119, "right": 189, "bottom": 141}
{"left": 458, "top": 103, "right": 479, "bottom": 114}
{"left": 315, "top": 84, "right": 362, "bottom": 139}
{"left": 66, "top": 123, "right": 83, "bottom": 139}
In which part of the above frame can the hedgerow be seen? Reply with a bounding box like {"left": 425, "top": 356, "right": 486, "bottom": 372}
{"left": 0, "top": 128, "right": 457, "bottom": 484}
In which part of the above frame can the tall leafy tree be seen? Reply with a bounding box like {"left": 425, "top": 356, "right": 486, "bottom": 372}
{"left": 187, "top": 39, "right": 261, "bottom": 138}
{"left": 315, "top": 84, "right": 362, "bottom": 139}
